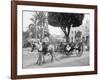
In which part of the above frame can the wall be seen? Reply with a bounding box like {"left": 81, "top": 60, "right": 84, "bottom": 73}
{"left": 0, "top": 0, "right": 99, "bottom": 80}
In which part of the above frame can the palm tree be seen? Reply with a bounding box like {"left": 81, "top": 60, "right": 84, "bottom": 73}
{"left": 30, "top": 11, "right": 47, "bottom": 39}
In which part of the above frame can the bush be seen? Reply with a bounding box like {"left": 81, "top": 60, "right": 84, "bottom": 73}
{"left": 23, "top": 41, "right": 31, "bottom": 48}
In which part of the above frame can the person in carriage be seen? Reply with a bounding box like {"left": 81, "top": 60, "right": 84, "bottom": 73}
{"left": 62, "top": 36, "right": 83, "bottom": 56}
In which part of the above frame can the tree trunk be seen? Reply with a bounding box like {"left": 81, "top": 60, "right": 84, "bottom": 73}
{"left": 61, "top": 26, "right": 71, "bottom": 43}
{"left": 34, "top": 20, "right": 37, "bottom": 39}
{"left": 67, "top": 27, "right": 70, "bottom": 37}
{"left": 63, "top": 30, "right": 69, "bottom": 42}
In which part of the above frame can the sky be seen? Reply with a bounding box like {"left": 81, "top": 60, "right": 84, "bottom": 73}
{"left": 23, "top": 11, "right": 89, "bottom": 37}
{"left": 23, "top": 11, "right": 34, "bottom": 32}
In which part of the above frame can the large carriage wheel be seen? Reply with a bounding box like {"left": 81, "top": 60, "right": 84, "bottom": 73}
{"left": 76, "top": 50, "right": 82, "bottom": 57}
{"left": 75, "top": 43, "right": 83, "bottom": 57}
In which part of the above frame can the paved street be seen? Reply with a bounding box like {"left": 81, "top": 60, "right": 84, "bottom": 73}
{"left": 22, "top": 48, "right": 89, "bottom": 69}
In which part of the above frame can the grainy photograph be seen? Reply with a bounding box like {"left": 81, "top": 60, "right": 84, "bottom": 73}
{"left": 22, "top": 11, "right": 90, "bottom": 69}
{"left": 11, "top": 1, "right": 97, "bottom": 79}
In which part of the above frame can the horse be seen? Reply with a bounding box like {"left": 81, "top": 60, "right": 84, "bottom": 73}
{"left": 34, "top": 41, "right": 56, "bottom": 65}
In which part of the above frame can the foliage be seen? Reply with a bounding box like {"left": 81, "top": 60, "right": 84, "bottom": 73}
{"left": 75, "top": 31, "right": 82, "bottom": 38}
{"left": 48, "top": 12, "right": 84, "bottom": 42}
{"left": 30, "top": 11, "right": 47, "bottom": 39}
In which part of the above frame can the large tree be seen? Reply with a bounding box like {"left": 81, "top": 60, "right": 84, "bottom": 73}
{"left": 48, "top": 12, "right": 84, "bottom": 42}
{"left": 30, "top": 11, "right": 47, "bottom": 39}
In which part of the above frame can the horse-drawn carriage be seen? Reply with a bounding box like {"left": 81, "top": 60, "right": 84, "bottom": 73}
{"left": 30, "top": 36, "right": 83, "bottom": 65}
{"left": 58, "top": 41, "right": 83, "bottom": 57}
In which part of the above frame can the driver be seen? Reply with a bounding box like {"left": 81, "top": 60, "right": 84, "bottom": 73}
{"left": 65, "top": 43, "right": 71, "bottom": 52}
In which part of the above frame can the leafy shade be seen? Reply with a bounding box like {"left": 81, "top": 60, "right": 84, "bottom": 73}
{"left": 75, "top": 31, "right": 82, "bottom": 38}
{"left": 48, "top": 12, "right": 84, "bottom": 27}
{"left": 48, "top": 12, "right": 84, "bottom": 42}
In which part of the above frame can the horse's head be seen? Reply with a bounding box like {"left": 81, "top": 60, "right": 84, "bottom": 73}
{"left": 34, "top": 42, "right": 43, "bottom": 51}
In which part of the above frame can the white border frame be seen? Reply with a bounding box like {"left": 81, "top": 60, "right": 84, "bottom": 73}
{"left": 17, "top": 5, "right": 95, "bottom": 75}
